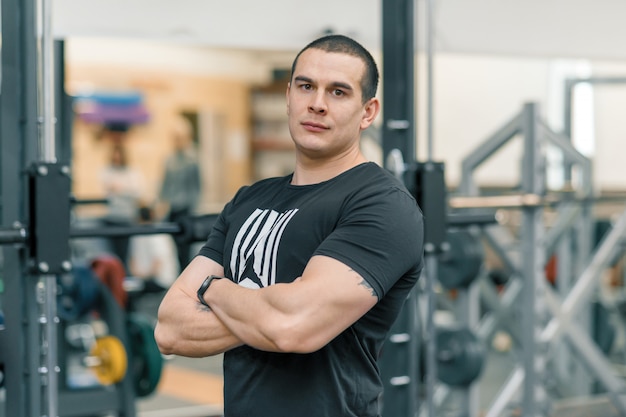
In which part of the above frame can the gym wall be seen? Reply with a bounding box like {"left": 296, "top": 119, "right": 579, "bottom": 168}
{"left": 415, "top": 53, "right": 626, "bottom": 194}
{"left": 65, "top": 37, "right": 626, "bottom": 218}
{"left": 65, "top": 38, "right": 278, "bottom": 216}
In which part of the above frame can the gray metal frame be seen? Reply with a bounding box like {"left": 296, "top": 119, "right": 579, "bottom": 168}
{"left": 453, "top": 101, "right": 626, "bottom": 417}
{"left": 562, "top": 76, "right": 626, "bottom": 191}
{"left": 0, "top": 1, "right": 137, "bottom": 416}
{"left": 379, "top": 2, "right": 422, "bottom": 417}
{"left": 562, "top": 76, "right": 626, "bottom": 140}
{"left": 1, "top": 0, "right": 44, "bottom": 415}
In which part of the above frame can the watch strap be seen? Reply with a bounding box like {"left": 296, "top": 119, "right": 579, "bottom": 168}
{"left": 197, "top": 275, "right": 223, "bottom": 307}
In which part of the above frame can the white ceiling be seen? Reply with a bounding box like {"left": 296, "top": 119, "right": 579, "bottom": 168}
{"left": 53, "top": 0, "right": 626, "bottom": 61}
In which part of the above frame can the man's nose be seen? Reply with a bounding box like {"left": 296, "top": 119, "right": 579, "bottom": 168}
{"left": 308, "top": 92, "right": 327, "bottom": 114}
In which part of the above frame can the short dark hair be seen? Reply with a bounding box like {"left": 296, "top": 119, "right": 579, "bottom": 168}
{"left": 290, "top": 34, "right": 379, "bottom": 103}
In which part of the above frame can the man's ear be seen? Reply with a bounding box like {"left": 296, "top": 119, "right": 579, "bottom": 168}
{"left": 360, "top": 98, "right": 381, "bottom": 130}
{"left": 286, "top": 82, "right": 291, "bottom": 115}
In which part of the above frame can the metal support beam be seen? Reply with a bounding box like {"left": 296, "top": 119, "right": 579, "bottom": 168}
{"left": 519, "top": 102, "right": 550, "bottom": 417}
{"left": 459, "top": 112, "right": 523, "bottom": 195}
{"left": 379, "top": 1, "right": 419, "bottom": 417}
{"left": 1, "top": 0, "right": 43, "bottom": 415}
{"left": 381, "top": 0, "right": 416, "bottom": 164}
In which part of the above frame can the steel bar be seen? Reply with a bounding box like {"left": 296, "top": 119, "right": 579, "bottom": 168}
{"left": 562, "top": 76, "right": 626, "bottom": 154}
{"left": 459, "top": 112, "right": 523, "bottom": 195}
{"left": 0, "top": 223, "right": 183, "bottom": 244}
{"left": 477, "top": 275, "right": 523, "bottom": 346}
{"left": 419, "top": 383, "right": 451, "bottom": 417}
{"left": 446, "top": 211, "right": 498, "bottom": 226}
{"left": 562, "top": 309, "right": 626, "bottom": 413}
{"left": 484, "top": 366, "right": 525, "bottom": 417}
{"left": 381, "top": 0, "right": 415, "bottom": 163}
{"left": 379, "top": 2, "right": 418, "bottom": 416}
{"left": 449, "top": 193, "right": 545, "bottom": 209}
{"left": 42, "top": 274, "right": 59, "bottom": 417}
{"left": 0, "top": 227, "right": 28, "bottom": 244}
{"left": 520, "top": 101, "right": 549, "bottom": 416}
{"left": 425, "top": 0, "right": 435, "bottom": 161}
{"left": 1, "top": 0, "right": 44, "bottom": 414}
{"left": 0, "top": 215, "right": 221, "bottom": 245}
{"left": 37, "top": 0, "right": 60, "bottom": 413}
{"left": 70, "top": 197, "right": 109, "bottom": 205}
{"left": 449, "top": 192, "right": 622, "bottom": 210}
{"left": 541, "top": 122, "right": 593, "bottom": 194}
{"left": 482, "top": 208, "right": 626, "bottom": 415}
{"left": 541, "top": 122, "right": 590, "bottom": 167}
{"left": 542, "top": 207, "right": 626, "bottom": 343}
{"left": 37, "top": 0, "right": 56, "bottom": 163}
{"left": 423, "top": 254, "right": 438, "bottom": 417}
{"left": 70, "top": 223, "right": 183, "bottom": 239}
{"left": 544, "top": 203, "right": 582, "bottom": 256}
{"left": 482, "top": 225, "right": 522, "bottom": 274}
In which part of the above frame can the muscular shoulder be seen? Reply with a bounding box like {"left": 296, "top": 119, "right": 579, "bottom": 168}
{"left": 343, "top": 163, "right": 418, "bottom": 209}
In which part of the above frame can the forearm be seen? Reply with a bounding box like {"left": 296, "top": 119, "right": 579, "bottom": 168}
{"left": 204, "top": 279, "right": 301, "bottom": 352}
{"left": 155, "top": 256, "right": 243, "bottom": 357}
{"left": 203, "top": 256, "right": 378, "bottom": 354}
{"left": 154, "top": 286, "right": 242, "bottom": 357}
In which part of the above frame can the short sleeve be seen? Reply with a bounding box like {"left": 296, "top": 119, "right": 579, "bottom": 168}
{"left": 314, "top": 186, "right": 424, "bottom": 298}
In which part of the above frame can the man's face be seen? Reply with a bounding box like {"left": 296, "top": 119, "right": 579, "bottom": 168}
{"left": 286, "top": 48, "right": 378, "bottom": 161}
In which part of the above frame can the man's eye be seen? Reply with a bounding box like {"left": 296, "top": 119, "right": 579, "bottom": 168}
{"left": 333, "top": 89, "right": 344, "bottom": 96}
{"left": 301, "top": 84, "right": 312, "bottom": 90}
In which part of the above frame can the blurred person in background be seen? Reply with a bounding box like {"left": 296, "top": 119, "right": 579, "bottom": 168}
{"left": 129, "top": 204, "right": 180, "bottom": 294}
{"left": 100, "top": 139, "right": 144, "bottom": 272}
{"left": 158, "top": 115, "right": 202, "bottom": 270}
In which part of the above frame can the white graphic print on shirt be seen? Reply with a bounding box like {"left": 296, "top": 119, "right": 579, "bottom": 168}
{"left": 230, "top": 208, "right": 299, "bottom": 289}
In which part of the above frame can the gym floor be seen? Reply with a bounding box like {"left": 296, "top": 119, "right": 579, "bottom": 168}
{"left": 137, "top": 354, "right": 224, "bottom": 417}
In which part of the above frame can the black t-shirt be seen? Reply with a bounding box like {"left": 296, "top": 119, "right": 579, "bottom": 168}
{"left": 198, "top": 162, "right": 424, "bottom": 417}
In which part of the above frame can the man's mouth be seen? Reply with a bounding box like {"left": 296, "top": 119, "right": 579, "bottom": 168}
{"left": 302, "top": 121, "right": 329, "bottom": 132}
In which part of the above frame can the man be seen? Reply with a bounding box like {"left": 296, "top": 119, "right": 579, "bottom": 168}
{"left": 158, "top": 115, "right": 202, "bottom": 268}
{"left": 155, "top": 34, "right": 424, "bottom": 417}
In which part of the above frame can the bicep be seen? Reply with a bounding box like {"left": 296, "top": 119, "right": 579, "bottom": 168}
{"left": 288, "top": 255, "right": 378, "bottom": 350}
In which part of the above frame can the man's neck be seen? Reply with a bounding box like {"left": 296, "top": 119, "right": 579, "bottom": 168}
{"left": 291, "top": 152, "right": 368, "bottom": 186}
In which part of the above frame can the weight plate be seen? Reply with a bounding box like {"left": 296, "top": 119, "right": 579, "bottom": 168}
{"left": 127, "top": 312, "right": 163, "bottom": 397}
{"left": 89, "top": 335, "right": 128, "bottom": 385}
{"left": 438, "top": 229, "right": 484, "bottom": 289}
{"left": 57, "top": 263, "right": 100, "bottom": 321}
{"left": 436, "top": 326, "right": 485, "bottom": 387}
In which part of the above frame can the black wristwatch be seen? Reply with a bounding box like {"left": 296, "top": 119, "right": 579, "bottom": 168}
{"left": 197, "top": 275, "right": 223, "bottom": 308}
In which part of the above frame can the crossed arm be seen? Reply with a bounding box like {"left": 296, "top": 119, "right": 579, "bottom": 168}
{"left": 154, "top": 256, "right": 241, "bottom": 357}
{"left": 154, "top": 254, "right": 378, "bottom": 356}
